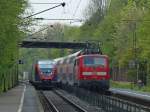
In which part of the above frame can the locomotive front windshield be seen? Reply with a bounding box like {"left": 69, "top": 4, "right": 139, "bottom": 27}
{"left": 84, "top": 56, "right": 106, "bottom": 66}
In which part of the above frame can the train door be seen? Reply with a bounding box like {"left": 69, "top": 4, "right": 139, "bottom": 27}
{"left": 73, "top": 58, "right": 80, "bottom": 85}
{"left": 72, "top": 59, "right": 77, "bottom": 85}
{"left": 67, "top": 58, "right": 74, "bottom": 85}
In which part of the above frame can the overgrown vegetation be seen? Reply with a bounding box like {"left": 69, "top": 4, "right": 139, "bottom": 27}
{"left": 111, "top": 80, "right": 150, "bottom": 92}
{"left": 0, "top": 0, "right": 27, "bottom": 71}
{"left": 0, "top": 0, "right": 28, "bottom": 92}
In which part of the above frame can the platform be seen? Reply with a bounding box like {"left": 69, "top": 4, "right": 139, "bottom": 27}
{"left": 0, "top": 82, "right": 43, "bottom": 112}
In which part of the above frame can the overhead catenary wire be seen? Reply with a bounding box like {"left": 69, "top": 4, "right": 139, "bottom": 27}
{"left": 24, "top": 2, "right": 65, "bottom": 19}
{"left": 30, "top": 3, "right": 61, "bottom": 5}
{"left": 72, "top": 0, "right": 82, "bottom": 17}
{"left": 60, "top": 0, "right": 65, "bottom": 23}
{"left": 68, "top": 0, "right": 72, "bottom": 14}
{"left": 70, "top": 0, "right": 82, "bottom": 24}
{"left": 34, "top": 18, "right": 83, "bottom": 21}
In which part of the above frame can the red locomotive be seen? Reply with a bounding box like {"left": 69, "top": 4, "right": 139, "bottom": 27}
{"left": 54, "top": 50, "right": 110, "bottom": 90}
{"left": 30, "top": 60, "right": 57, "bottom": 89}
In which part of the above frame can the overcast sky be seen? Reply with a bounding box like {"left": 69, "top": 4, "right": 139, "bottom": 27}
{"left": 27, "top": 0, "right": 90, "bottom": 27}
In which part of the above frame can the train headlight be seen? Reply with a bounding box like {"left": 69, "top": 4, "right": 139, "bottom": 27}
{"left": 82, "top": 72, "right": 92, "bottom": 75}
{"left": 97, "top": 72, "right": 107, "bottom": 76}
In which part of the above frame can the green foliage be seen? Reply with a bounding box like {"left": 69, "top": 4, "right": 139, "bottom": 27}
{"left": 127, "top": 69, "right": 137, "bottom": 81}
{"left": 64, "top": 26, "right": 81, "bottom": 41}
{"left": 0, "top": 0, "right": 27, "bottom": 71}
{"left": 111, "top": 80, "right": 150, "bottom": 92}
{"left": 0, "top": 65, "right": 18, "bottom": 93}
{"left": 110, "top": 80, "right": 133, "bottom": 89}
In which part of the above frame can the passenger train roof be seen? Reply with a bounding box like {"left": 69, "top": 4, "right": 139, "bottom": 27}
{"left": 37, "top": 60, "right": 55, "bottom": 65}
{"left": 53, "top": 50, "right": 82, "bottom": 62}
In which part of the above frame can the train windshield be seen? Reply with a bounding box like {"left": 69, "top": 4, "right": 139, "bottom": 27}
{"left": 40, "top": 68, "right": 52, "bottom": 73}
{"left": 39, "top": 64, "right": 53, "bottom": 68}
{"left": 84, "top": 56, "right": 106, "bottom": 66}
{"left": 39, "top": 64, "right": 54, "bottom": 74}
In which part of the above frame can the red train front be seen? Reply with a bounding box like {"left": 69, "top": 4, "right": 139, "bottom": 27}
{"left": 30, "top": 60, "right": 56, "bottom": 89}
{"left": 36, "top": 61, "right": 55, "bottom": 81}
{"left": 75, "top": 54, "right": 110, "bottom": 90}
{"left": 55, "top": 51, "right": 110, "bottom": 90}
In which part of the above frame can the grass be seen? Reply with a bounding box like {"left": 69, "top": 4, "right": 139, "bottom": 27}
{"left": 110, "top": 80, "right": 150, "bottom": 92}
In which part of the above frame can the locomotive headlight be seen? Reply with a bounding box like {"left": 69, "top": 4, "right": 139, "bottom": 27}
{"left": 97, "top": 72, "right": 107, "bottom": 76}
{"left": 83, "top": 72, "right": 92, "bottom": 75}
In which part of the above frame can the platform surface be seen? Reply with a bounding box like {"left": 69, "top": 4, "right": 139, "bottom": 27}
{"left": 0, "top": 82, "right": 43, "bottom": 112}
{"left": 22, "top": 83, "right": 43, "bottom": 112}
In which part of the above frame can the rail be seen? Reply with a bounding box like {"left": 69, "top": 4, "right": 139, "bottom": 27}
{"left": 38, "top": 90, "right": 88, "bottom": 112}
{"left": 54, "top": 90, "right": 88, "bottom": 112}
{"left": 38, "top": 91, "right": 59, "bottom": 112}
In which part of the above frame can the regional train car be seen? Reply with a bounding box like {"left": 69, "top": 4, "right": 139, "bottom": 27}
{"left": 30, "top": 60, "right": 57, "bottom": 89}
{"left": 54, "top": 50, "right": 110, "bottom": 90}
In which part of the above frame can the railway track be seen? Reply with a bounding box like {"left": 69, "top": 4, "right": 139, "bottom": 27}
{"left": 38, "top": 91, "right": 55, "bottom": 112}
{"left": 38, "top": 90, "right": 88, "bottom": 112}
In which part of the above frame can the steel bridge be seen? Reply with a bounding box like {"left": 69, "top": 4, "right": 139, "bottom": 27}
{"left": 19, "top": 40, "right": 102, "bottom": 54}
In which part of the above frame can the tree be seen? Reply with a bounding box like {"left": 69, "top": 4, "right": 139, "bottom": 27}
{"left": 0, "top": 0, "right": 27, "bottom": 70}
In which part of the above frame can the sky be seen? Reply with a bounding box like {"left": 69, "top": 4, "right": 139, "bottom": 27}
{"left": 27, "top": 0, "right": 90, "bottom": 27}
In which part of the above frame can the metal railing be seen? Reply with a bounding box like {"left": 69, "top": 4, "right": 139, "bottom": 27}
{"left": 60, "top": 85, "right": 150, "bottom": 112}
{"left": 0, "top": 65, "right": 18, "bottom": 93}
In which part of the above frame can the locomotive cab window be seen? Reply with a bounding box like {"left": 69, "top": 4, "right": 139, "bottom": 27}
{"left": 84, "top": 56, "right": 106, "bottom": 66}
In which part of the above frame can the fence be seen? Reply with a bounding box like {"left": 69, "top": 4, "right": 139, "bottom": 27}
{"left": 0, "top": 65, "right": 18, "bottom": 93}
{"left": 60, "top": 85, "right": 150, "bottom": 112}
{"left": 111, "top": 60, "right": 148, "bottom": 85}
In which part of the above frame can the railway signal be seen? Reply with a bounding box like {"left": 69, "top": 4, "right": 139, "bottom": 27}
{"left": 18, "top": 59, "right": 24, "bottom": 64}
